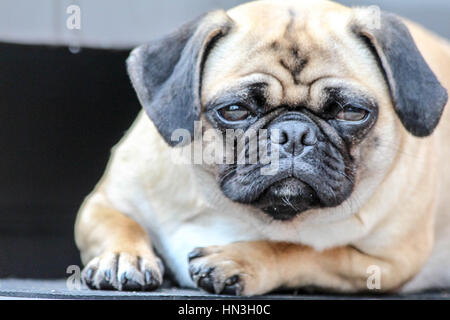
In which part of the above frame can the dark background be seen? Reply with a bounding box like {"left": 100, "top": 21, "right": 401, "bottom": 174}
{"left": 0, "top": 44, "right": 140, "bottom": 277}
{"left": 0, "top": 0, "right": 448, "bottom": 279}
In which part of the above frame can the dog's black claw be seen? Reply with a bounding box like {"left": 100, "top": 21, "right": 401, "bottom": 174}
{"left": 104, "top": 269, "right": 112, "bottom": 282}
{"left": 198, "top": 276, "right": 215, "bottom": 293}
{"left": 189, "top": 264, "right": 202, "bottom": 278}
{"left": 147, "top": 278, "right": 160, "bottom": 290}
{"left": 84, "top": 277, "right": 95, "bottom": 289}
{"left": 200, "top": 266, "right": 214, "bottom": 278}
{"left": 144, "top": 270, "right": 152, "bottom": 284}
{"left": 222, "top": 283, "right": 242, "bottom": 295}
{"left": 98, "top": 278, "right": 115, "bottom": 290}
{"left": 82, "top": 267, "right": 97, "bottom": 289}
{"left": 196, "top": 267, "right": 215, "bottom": 293}
{"left": 83, "top": 267, "right": 96, "bottom": 286}
{"left": 188, "top": 248, "right": 205, "bottom": 261}
{"left": 122, "top": 279, "right": 142, "bottom": 291}
{"left": 120, "top": 272, "right": 127, "bottom": 285}
{"left": 221, "top": 275, "right": 242, "bottom": 295}
{"left": 143, "top": 270, "right": 161, "bottom": 290}
{"left": 85, "top": 268, "right": 94, "bottom": 281}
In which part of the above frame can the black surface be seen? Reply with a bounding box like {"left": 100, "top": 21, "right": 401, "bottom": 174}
{"left": 0, "top": 43, "right": 141, "bottom": 278}
{"left": 0, "top": 279, "right": 449, "bottom": 300}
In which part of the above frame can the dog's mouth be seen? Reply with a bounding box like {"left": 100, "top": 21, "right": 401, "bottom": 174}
{"left": 253, "top": 177, "right": 320, "bottom": 221}
{"left": 218, "top": 127, "right": 355, "bottom": 221}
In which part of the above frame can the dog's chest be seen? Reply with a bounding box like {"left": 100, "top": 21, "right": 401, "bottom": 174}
{"left": 128, "top": 190, "right": 365, "bottom": 287}
{"left": 133, "top": 199, "right": 264, "bottom": 286}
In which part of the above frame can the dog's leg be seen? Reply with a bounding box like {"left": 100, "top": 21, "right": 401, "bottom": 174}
{"left": 188, "top": 237, "right": 431, "bottom": 295}
{"left": 75, "top": 191, "right": 164, "bottom": 291}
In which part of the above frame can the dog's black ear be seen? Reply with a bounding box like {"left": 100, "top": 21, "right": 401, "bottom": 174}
{"left": 127, "top": 11, "right": 233, "bottom": 146}
{"left": 353, "top": 11, "right": 448, "bottom": 137}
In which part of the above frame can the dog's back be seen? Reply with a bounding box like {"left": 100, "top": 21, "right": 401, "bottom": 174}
{"left": 401, "top": 21, "right": 450, "bottom": 291}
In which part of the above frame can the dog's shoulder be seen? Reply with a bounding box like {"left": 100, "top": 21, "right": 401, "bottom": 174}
{"left": 111, "top": 110, "right": 170, "bottom": 165}
{"left": 100, "top": 111, "right": 178, "bottom": 210}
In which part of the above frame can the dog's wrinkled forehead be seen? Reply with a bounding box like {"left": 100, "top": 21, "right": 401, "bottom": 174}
{"left": 127, "top": 0, "right": 446, "bottom": 145}
{"left": 201, "top": 0, "right": 361, "bottom": 109}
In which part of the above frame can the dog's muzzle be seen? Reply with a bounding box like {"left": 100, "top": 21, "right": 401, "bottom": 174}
{"left": 219, "top": 111, "right": 353, "bottom": 221}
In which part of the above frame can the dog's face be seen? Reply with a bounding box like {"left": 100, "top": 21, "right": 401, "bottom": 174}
{"left": 201, "top": 1, "right": 380, "bottom": 220}
{"left": 127, "top": 0, "right": 447, "bottom": 221}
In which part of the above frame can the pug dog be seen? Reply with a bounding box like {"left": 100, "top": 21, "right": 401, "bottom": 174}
{"left": 75, "top": 0, "right": 450, "bottom": 295}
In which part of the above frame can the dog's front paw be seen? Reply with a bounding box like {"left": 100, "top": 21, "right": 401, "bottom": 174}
{"left": 188, "top": 243, "right": 275, "bottom": 296}
{"left": 82, "top": 251, "right": 164, "bottom": 291}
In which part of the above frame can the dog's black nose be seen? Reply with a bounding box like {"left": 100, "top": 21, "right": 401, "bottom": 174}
{"left": 270, "top": 120, "right": 317, "bottom": 156}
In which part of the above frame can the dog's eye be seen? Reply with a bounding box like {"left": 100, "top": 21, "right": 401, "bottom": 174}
{"left": 218, "top": 105, "right": 251, "bottom": 122}
{"left": 336, "top": 104, "right": 368, "bottom": 122}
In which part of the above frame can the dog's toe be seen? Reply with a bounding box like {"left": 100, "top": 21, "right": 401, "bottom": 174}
{"left": 188, "top": 248, "right": 247, "bottom": 295}
{"left": 189, "top": 265, "right": 216, "bottom": 293}
{"left": 82, "top": 251, "right": 164, "bottom": 291}
{"left": 222, "top": 275, "right": 243, "bottom": 295}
